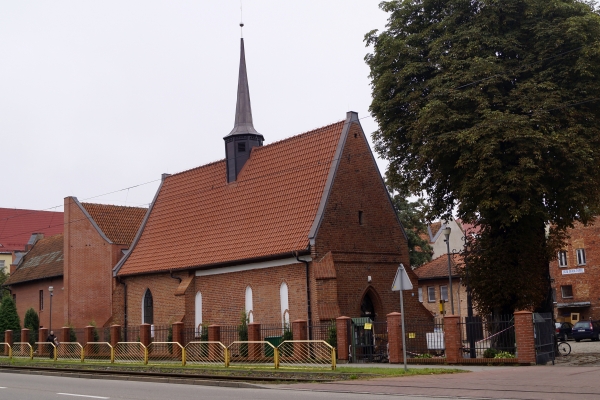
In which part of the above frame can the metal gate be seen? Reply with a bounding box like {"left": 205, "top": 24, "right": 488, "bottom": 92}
{"left": 350, "top": 318, "right": 388, "bottom": 363}
{"left": 533, "top": 312, "right": 555, "bottom": 365}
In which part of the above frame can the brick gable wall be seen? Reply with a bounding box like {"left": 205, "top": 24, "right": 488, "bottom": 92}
{"left": 314, "top": 122, "right": 432, "bottom": 322}
{"left": 64, "top": 197, "right": 125, "bottom": 327}
{"left": 11, "top": 277, "right": 64, "bottom": 330}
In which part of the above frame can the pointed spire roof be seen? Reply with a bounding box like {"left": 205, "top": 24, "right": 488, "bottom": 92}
{"left": 227, "top": 38, "right": 262, "bottom": 138}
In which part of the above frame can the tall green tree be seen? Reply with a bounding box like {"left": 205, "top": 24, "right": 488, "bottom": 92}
{"left": 0, "top": 271, "right": 9, "bottom": 299}
{"left": 24, "top": 308, "right": 40, "bottom": 346}
{"left": 0, "top": 296, "right": 21, "bottom": 334}
{"left": 366, "top": 0, "right": 600, "bottom": 314}
{"left": 389, "top": 189, "right": 433, "bottom": 268}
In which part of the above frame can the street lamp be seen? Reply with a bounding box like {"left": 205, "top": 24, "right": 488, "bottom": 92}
{"left": 442, "top": 226, "right": 455, "bottom": 315}
{"left": 48, "top": 286, "right": 54, "bottom": 332}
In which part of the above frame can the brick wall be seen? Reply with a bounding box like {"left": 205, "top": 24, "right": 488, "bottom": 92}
{"left": 11, "top": 277, "right": 64, "bottom": 330}
{"left": 550, "top": 219, "right": 600, "bottom": 321}
{"left": 64, "top": 197, "right": 125, "bottom": 328}
{"left": 314, "top": 122, "right": 432, "bottom": 322}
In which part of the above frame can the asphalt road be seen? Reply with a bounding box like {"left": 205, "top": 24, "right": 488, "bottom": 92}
{"left": 0, "top": 372, "right": 439, "bottom": 400}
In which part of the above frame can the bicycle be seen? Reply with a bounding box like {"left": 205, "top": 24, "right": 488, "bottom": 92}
{"left": 556, "top": 337, "right": 571, "bottom": 356}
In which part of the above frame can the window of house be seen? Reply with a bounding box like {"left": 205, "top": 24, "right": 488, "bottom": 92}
{"left": 39, "top": 290, "right": 44, "bottom": 311}
{"left": 427, "top": 287, "right": 435, "bottom": 302}
{"left": 561, "top": 285, "right": 574, "bottom": 299}
{"left": 358, "top": 211, "right": 363, "bottom": 225}
{"left": 440, "top": 286, "right": 448, "bottom": 301}
{"left": 12, "top": 294, "right": 16, "bottom": 304}
{"left": 142, "top": 289, "right": 154, "bottom": 324}
{"left": 238, "top": 142, "right": 246, "bottom": 152}
{"left": 280, "top": 282, "right": 290, "bottom": 326}
{"left": 245, "top": 286, "right": 254, "bottom": 323}
{"left": 195, "top": 291, "right": 202, "bottom": 336}
{"left": 0, "top": 260, "right": 5, "bottom": 272}
{"left": 576, "top": 248, "right": 586, "bottom": 266}
{"left": 418, "top": 287, "right": 423, "bottom": 303}
{"left": 558, "top": 251, "right": 568, "bottom": 267}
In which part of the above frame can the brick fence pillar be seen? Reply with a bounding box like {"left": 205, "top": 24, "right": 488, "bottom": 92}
{"left": 84, "top": 326, "right": 94, "bottom": 346}
{"left": 4, "top": 330, "right": 12, "bottom": 355}
{"left": 21, "top": 328, "right": 29, "bottom": 344}
{"left": 514, "top": 311, "right": 535, "bottom": 365}
{"left": 140, "top": 324, "right": 151, "bottom": 347}
{"left": 60, "top": 327, "right": 70, "bottom": 343}
{"left": 247, "top": 323, "right": 261, "bottom": 360}
{"left": 443, "top": 315, "right": 461, "bottom": 363}
{"left": 387, "top": 312, "right": 402, "bottom": 363}
{"left": 172, "top": 322, "right": 184, "bottom": 359}
{"left": 336, "top": 316, "right": 351, "bottom": 362}
{"left": 39, "top": 328, "right": 48, "bottom": 356}
{"left": 208, "top": 324, "right": 221, "bottom": 362}
{"left": 292, "top": 320, "right": 307, "bottom": 341}
{"left": 110, "top": 325, "right": 121, "bottom": 347}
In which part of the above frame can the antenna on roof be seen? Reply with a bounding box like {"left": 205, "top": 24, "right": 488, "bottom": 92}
{"left": 240, "top": 0, "right": 244, "bottom": 38}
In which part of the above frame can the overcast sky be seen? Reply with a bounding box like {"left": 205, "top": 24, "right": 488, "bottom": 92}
{"left": 1, "top": 1, "right": 389, "bottom": 212}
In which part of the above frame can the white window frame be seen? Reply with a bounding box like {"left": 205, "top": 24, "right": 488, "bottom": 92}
{"left": 440, "top": 285, "right": 448, "bottom": 302}
{"left": 418, "top": 287, "right": 423, "bottom": 303}
{"left": 245, "top": 286, "right": 254, "bottom": 323}
{"left": 561, "top": 285, "right": 574, "bottom": 299}
{"left": 280, "top": 282, "right": 290, "bottom": 326}
{"left": 195, "top": 291, "right": 202, "bottom": 335}
{"left": 576, "top": 248, "right": 586, "bottom": 266}
{"left": 427, "top": 286, "right": 435, "bottom": 303}
{"left": 558, "top": 251, "right": 568, "bottom": 267}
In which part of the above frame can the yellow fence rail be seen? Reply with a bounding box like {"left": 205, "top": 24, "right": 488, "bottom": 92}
{"left": 278, "top": 340, "right": 336, "bottom": 370}
{"left": 33, "top": 342, "right": 56, "bottom": 361}
{"left": 0, "top": 343, "right": 11, "bottom": 359}
{"left": 147, "top": 342, "right": 185, "bottom": 367}
{"left": 84, "top": 342, "right": 113, "bottom": 363}
{"left": 113, "top": 342, "right": 147, "bottom": 364}
{"left": 184, "top": 342, "right": 227, "bottom": 367}
{"left": 0, "top": 340, "right": 336, "bottom": 369}
{"left": 12, "top": 342, "right": 32, "bottom": 359}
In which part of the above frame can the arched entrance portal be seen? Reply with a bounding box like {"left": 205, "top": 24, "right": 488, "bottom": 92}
{"left": 360, "top": 287, "right": 382, "bottom": 321}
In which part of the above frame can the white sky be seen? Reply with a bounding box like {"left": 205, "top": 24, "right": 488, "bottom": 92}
{"left": 1, "top": 1, "right": 389, "bottom": 211}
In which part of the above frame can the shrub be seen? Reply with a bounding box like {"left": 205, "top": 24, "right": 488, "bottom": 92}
{"left": 238, "top": 311, "right": 248, "bottom": 357}
{"left": 494, "top": 351, "right": 516, "bottom": 359}
{"left": 24, "top": 308, "right": 39, "bottom": 346}
{"left": 327, "top": 320, "right": 337, "bottom": 348}
{"left": 0, "top": 296, "right": 21, "bottom": 340}
{"left": 282, "top": 324, "right": 293, "bottom": 341}
{"left": 483, "top": 348, "right": 499, "bottom": 358}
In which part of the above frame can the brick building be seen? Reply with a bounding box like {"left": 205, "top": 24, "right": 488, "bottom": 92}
{"left": 550, "top": 220, "right": 600, "bottom": 322}
{"left": 415, "top": 254, "right": 473, "bottom": 317}
{"left": 4, "top": 199, "right": 146, "bottom": 329}
{"left": 5, "top": 234, "right": 65, "bottom": 330}
{"left": 0, "top": 208, "right": 63, "bottom": 274}
{"left": 112, "top": 38, "right": 432, "bottom": 333}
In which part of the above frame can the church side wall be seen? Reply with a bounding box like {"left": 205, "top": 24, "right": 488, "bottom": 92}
{"left": 11, "top": 277, "right": 65, "bottom": 331}
{"left": 314, "top": 122, "right": 432, "bottom": 322}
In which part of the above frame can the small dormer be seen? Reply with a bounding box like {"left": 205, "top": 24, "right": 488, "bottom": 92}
{"left": 224, "top": 38, "right": 264, "bottom": 183}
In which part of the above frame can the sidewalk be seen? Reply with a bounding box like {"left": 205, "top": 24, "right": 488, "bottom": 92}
{"left": 279, "top": 365, "right": 600, "bottom": 399}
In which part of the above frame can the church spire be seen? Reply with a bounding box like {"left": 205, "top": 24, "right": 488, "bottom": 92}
{"left": 227, "top": 38, "right": 261, "bottom": 137}
{"left": 224, "top": 37, "right": 264, "bottom": 183}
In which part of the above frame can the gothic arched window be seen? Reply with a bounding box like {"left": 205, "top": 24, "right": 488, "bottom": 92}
{"left": 143, "top": 289, "right": 154, "bottom": 324}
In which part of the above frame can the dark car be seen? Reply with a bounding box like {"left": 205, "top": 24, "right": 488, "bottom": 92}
{"left": 572, "top": 320, "right": 600, "bottom": 342}
{"left": 555, "top": 322, "right": 573, "bottom": 341}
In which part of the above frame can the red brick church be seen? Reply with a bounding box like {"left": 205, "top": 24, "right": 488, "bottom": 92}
{"left": 111, "top": 38, "right": 431, "bottom": 332}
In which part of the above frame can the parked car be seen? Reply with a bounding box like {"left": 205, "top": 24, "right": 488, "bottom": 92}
{"left": 571, "top": 320, "right": 600, "bottom": 342}
{"left": 555, "top": 322, "right": 573, "bottom": 341}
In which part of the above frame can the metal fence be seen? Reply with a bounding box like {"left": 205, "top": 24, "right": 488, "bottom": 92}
{"left": 534, "top": 312, "right": 555, "bottom": 365}
{"left": 459, "top": 315, "right": 515, "bottom": 358}
{"left": 404, "top": 318, "right": 445, "bottom": 359}
{"left": 151, "top": 325, "right": 171, "bottom": 342}
{"left": 220, "top": 325, "right": 240, "bottom": 346}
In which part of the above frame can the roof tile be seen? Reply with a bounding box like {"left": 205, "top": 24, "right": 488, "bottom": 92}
{"left": 81, "top": 203, "right": 147, "bottom": 245}
{"left": 5, "top": 234, "right": 63, "bottom": 285}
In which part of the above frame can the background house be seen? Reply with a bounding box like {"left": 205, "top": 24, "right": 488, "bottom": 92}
{"left": 550, "top": 219, "right": 600, "bottom": 322}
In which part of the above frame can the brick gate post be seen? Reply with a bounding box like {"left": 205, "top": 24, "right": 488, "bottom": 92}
{"left": 140, "top": 323, "right": 151, "bottom": 347}
{"left": 21, "top": 328, "right": 30, "bottom": 345}
{"left": 172, "top": 322, "right": 184, "bottom": 359}
{"left": 60, "top": 327, "right": 70, "bottom": 343}
{"left": 387, "top": 312, "right": 402, "bottom": 363}
{"left": 292, "top": 320, "right": 307, "bottom": 341}
{"left": 39, "top": 328, "right": 48, "bottom": 356}
{"left": 110, "top": 325, "right": 121, "bottom": 347}
{"left": 443, "top": 315, "right": 461, "bottom": 363}
{"left": 208, "top": 324, "right": 221, "bottom": 361}
{"left": 514, "top": 311, "right": 535, "bottom": 365}
{"left": 84, "top": 326, "right": 94, "bottom": 346}
{"left": 4, "top": 330, "right": 12, "bottom": 356}
{"left": 247, "top": 323, "right": 261, "bottom": 360}
{"left": 336, "top": 316, "right": 351, "bottom": 362}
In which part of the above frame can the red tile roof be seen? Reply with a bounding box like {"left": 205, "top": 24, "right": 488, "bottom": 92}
{"left": 81, "top": 203, "right": 147, "bottom": 245}
{"left": 0, "top": 208, "right": 63, "bottom": 253}
{"left": 5, "top": 234, "right": 63, "bottom": 285}
{"left": 414, "top": 254, "right": 462, "bottom": 280}
{"left": 117, "top": 120, "right": 345, "bottom": 276}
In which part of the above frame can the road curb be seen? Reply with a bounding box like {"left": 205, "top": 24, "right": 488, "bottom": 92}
{"left": 0, "top": 367, "right": 262, "bottom": 388}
